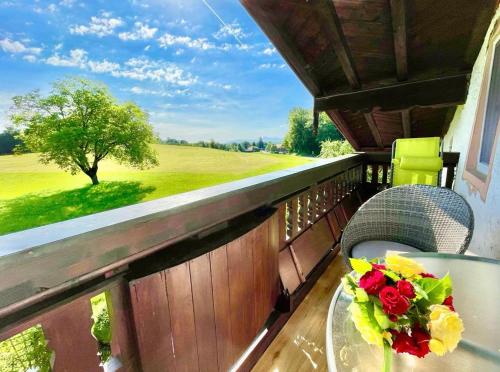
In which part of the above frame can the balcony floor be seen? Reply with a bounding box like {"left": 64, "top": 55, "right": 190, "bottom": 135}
{"left": 252, "top": 255, "right": 348, "bottom": 372}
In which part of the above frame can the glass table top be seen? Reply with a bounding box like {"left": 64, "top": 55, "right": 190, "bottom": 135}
{"left": 326, "top": 253, "right": 500, "bottom": 372}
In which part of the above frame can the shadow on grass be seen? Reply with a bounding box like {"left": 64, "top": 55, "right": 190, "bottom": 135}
{"left": 0, "top": 181, "right": 155, "bottom": 235}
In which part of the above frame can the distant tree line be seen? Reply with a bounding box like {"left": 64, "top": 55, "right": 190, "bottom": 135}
{"left": 157, "top": 136, "right": 285, "bottom": 153}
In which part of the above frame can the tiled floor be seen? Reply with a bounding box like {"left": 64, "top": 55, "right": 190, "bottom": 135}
{"left": 252, "top": 255, "right": 347, "bottom": 372}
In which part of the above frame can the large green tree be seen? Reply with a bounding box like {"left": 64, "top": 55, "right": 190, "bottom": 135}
{"left": 11, "top": 78, "right": 158, "bottom": 185}
{"left": 283, "top": 108, "right": 343, "bottom": 155}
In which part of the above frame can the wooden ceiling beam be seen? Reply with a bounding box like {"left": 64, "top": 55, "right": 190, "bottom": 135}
{"left": 401, "top": 109, "right": 411, "bottom": 138}
{"left": 240, "top": 1, "right": 322, "bottom": 96}
{"left": 364, "top": 113, "right": 384, "bottom": 149}
{"left": 327, "top": 110, "right": 361, "bottom": 150}
{"left": 315, "top": 73, "right": 469, "bottom": 112}
{"left": 390, "top": 0, "right": 408, "bottom": 81}
{"left": 322, "top": 0, "right": 361, "bottom": 89}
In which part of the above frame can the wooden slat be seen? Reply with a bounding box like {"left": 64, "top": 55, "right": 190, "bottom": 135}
{"left": 334, "top": 204, "right": 347, "bottom": 229}
{"left": 289, "top": 218, "right": 334, "bottom": 278}
{"left": 109, "top": 281, "right": 139, "bottom": 371}
{"left": 291, "top": 197, "right": 299, "bottom": 238}
{"left": 326, "top": 210, "right": 342, "bottom": 243}
{"left": 165, "top": 263, "right": 199, "bottom": 372}
{"left": 130, "top": 273, "right": 175, "bottom": 372}
{"left": 277, "top": 202, "right": 287, "bottom": 250}
{"left": 364, "top": 113, "right": 384, "bottom": 149}
{"left": 371, "top": 164, "right": 379, "bottom": 184}
{"left": 316, "top": 74, "right": 469, "bottom": 112}
{"left": 382, "top": 165, "right": 388, "bottom": 184}
{"left": 190, "top": 254, "right": 219, "bottom": 372}
{"left": 227, "top": 232, "right": 256, "bottom": 356}
{"left": 322, "top": 0, "right": 361, "bottom": 89}
{"left": 401, "top": 108, "right": 411, "bottom": 138}
{"left": 390, "top": 0, "right": 408, "bottom": 81}
{"left": 279, "top": 248, "right": 302, "bottom": 294}
{"left": 210, "top": 246, "right": 235, "bottom": 371}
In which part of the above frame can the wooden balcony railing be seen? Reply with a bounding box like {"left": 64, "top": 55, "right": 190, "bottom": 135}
{"left": 0, "top": 152, "right": 459, "bottom": 372}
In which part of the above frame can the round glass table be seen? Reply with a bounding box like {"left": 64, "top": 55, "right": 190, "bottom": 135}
{"left": 326, "top": 253, "right": 500, "bottom": 372}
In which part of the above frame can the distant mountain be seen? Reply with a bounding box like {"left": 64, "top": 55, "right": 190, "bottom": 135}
{"left": 226, "top": 136, "right": 283, "bottom": 144}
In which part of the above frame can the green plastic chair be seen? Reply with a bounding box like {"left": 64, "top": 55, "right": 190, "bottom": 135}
{"left": 391, "top": 137, "right": 443, "bottom": 186}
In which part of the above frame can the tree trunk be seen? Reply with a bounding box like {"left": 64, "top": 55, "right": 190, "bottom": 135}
{"left": 85, "top": 166, "right": 99, "bottom": 185}
{"left": 90, "top": 173, "right": 99, "bottom": 185}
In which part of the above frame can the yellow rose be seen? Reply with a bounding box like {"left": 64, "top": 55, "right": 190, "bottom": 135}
{"left": 385, "top": 254, "right": 425, "bottom": 278}
{"left": 428, "top": 304, "right": 464, "bottom": 356}
{"left": 349, "top": 302, "right": 383, "bottom": 346}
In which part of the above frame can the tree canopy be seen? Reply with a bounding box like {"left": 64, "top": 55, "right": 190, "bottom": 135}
{"left": 283, "top": 108, "right": 343, "bottom": 155}
{"left": 11, "top": 77, "right": 158, "bottom": 185}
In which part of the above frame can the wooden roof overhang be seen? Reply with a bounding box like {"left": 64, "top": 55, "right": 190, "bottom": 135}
{"left": 242, "top": 0, "right": 499, "bottom": 151}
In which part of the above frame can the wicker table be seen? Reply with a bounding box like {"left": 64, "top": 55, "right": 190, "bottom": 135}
{"left": 326, "top": 253, "right": 500, "bottom": 372}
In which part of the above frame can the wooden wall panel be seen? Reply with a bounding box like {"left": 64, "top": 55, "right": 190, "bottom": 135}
{"left": 109, "top": 281, "right": 139, "bottom": 371}
{"left": 43, "top": 296, "right": 101, "bottom": 372}
{"left": 253, "top": 220, "right": 279, "bottom": 331}
{"left": 190, "top": 254, "right": 219, "bottom": 372}
{"left": 290, "top": 218, "right": 335, "bottom": 278}
{"left": 165, "top": 263, "right": 199, "bottom": 372}
{"left": 227, "top": 232, "right": 256, "bottom": 356}
{"left": 130, "top": 272, "right": 175, "bottom": 372}
{"left": 210, "top": 246, "right": 236, "bottom": 371}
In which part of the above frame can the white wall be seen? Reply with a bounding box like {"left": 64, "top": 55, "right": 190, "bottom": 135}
{"left": 444, "top": 9, "right": 500, "bottom": 259}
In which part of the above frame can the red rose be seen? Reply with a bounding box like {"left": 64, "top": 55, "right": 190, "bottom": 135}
{"left": 359, "top": 269, "right": 387, "bottom": 295}
{"left": 396, "top": 280, "right": 416, "bottom": 299}
{"left": 420, "top": 272, "right": 436, "bottom": 278}
{"left": 443, "top": 295, "right": 455, "bottom": 311}
{"left": 372, "top": 263, "right": 386, "bottom": 270}
{"left": 391, "top": 327, "right": 430, "bottom": 358}
{"left": 379, "top": 286, "right": 410, "bottom": 315}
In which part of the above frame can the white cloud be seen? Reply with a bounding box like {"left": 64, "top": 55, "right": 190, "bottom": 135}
{"left": 213, "top": 21, "right": 249, "bottom": 41}
{"left": 259, "top": 63, "right": 286, "bottom": 69}
{"left": 34, "top": 3, "right": 58, "bottom": 13}
{"left": 59, "top": 0, "right": 76, "bottom": 7}
{"left": 54, "top": 43, "right": 63, "bottom": 51}
{"left": 126, "top": 86, "right": 189, "bottom": 97}
{"left": 207, "top": 81, "right": 232, "bottom": 91}
{"left": 88, "top": 59, "right": 119, "bottom": 73}
{"left": 157, "top": 33, "right": 214, "bottom": 51}
{"left": 144, "top": 45, "right": 151, "bottom": 51}
{"left": 119, "top": 22, "right": 158, "bottom": 41}
{"left": 0, "top": 38, "right": 42, "bottom": 55}
{"left": 262, "top": 46, "right": 276, "bottom": 56}
{"left": 46, "top": 48, "right": 87, "bottom": 67}
{"left": 22, "top": 55, "right": 37, "bottom": 63}
{"left": 70, "top": 14, "right": 124, "bottom": 37}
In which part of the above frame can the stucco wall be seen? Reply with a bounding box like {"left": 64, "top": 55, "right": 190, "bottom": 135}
{"left": 444, "top": 9, "right": 500, "bottom": 259}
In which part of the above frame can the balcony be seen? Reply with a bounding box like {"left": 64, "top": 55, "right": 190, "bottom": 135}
{"left": 0, "top": 152, "right": 459, "bottom": 371}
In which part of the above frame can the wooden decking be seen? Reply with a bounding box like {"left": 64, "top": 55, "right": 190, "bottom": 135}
{"left": 252, "top": 255, "right": 347, "bottom": 372}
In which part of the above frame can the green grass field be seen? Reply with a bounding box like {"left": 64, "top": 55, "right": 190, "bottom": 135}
{"left": 0, "top": 144, "right": 311, "bottom": 235}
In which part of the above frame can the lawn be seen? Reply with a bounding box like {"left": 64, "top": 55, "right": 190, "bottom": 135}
{"left": 0, "top": 144, "right": 311, "bottom": 235}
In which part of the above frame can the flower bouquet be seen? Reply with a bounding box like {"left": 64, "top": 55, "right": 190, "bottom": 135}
{"left": 341, "top": 254, "right": 464, "bottom": 371}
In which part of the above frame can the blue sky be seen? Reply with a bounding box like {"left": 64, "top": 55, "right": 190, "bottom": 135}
{"left": 0, "top": 0, "right": 312, "bottom": 142}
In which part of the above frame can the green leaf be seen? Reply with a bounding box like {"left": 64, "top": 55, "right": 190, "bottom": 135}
{"left": 350, "top": 258, "right": 372, "bottom": 275}
{"left": 381, "top": 270, "right": 400, "bottom": 282}
{"left": 415, "top": 273, "right": 453, "bottom": 307}
{"left": 355, "top": 288, "right": 369, "bottom": 302}
{"left": 412, "top": 282, "right": 429, "bottom": 301}
{"left": 373, "top": 303, "right": 392, "bottom": 329}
